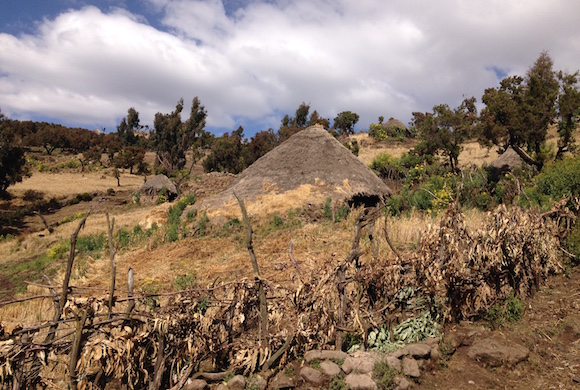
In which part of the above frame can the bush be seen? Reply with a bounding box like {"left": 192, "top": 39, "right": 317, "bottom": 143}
{"left": 372, "top": 359, "right": 396, "bottom": 390}
{"left": 566, "top": 222, "right": 580, "bottom": 265}
{"left": 76, "top": 233, "right": 106, "bottom": 255}
{"left": 536, "top": 156, "right": 580, "bottom": 200}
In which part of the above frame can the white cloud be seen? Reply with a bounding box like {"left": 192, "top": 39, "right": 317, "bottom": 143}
{"left": 1, "top": 0, "right": 579, "bottom": 134}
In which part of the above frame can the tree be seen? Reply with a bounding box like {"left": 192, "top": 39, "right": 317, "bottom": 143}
{"left": 333, "top": 111, "right": 360, "bottom": 136}
{"left": 114, "top": 146, "right": 146, "bottom": 174}
{"left": 203, "top": 126, "right": 247, "bottom": 174}
{"left": 307, "top": 110, "right": 330, "bottom": 129}
{"left": 479, "top": 52, "right": 559, "bottom": 169}
{"left": 151, "top": 97, "right": 208, "bottom": 174}
{"left": 294, "top": 102, "right": 310, "bottom": 128}
{"left": 116, "top": 108, "right": 140, "bottom": 147}
{"left": 555, "top": 70, "right": 580, "bottom": 159}
{"left": 412, "top": 97, "right": 478, "bottom": 172}
{"left": 0, "top": 110, "right": 27, "bottom": 194}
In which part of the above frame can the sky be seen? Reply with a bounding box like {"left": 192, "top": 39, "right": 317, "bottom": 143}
{"left": 1, "top": 0, "right": 579, "bottom": 137}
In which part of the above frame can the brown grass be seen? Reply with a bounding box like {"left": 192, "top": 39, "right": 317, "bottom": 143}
{"left": 10, "top": 171, "right": 144, "bottom": 199}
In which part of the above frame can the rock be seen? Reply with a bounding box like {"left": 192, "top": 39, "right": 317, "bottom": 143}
{"left": 226, "top": 375, "right": 246, "bottom": 390}
{"left": 390, "top": 349, "right": 408, "bottom": 359}
{"left": 270, "top": 370, "right": 295, "bottom": 389}
{"left": 304, "top": 349, "right": 347, "bottom": 362}
{"left": 430, "top": 345, "right": 442, "bottom": 362}
{"left": 320, "top": 360, "right": 342, "bottom": 376}
{"left": 252, "top": 376, "right": 267, "bottom": 390}
{"left": 344, "top": 373, "right": 377, "bottom": 390}
{"left": 386, "top": 356, "right": 401, "bottom": 372}
{"left": 215, "top": 384, "right": 228, "bottom": 390}
{"left": 402, "top": 357, "right": 421, "bottom": 378}
{"left": 467, "top": 338, "right": 530, "bottom": 367}
{"left": 424, "top": 337, "right": 440, "bottom": 348}
{"left": 342, "top": 357, "right": 356, "bottom": 374}
{"left": 402, "top": 343, "right": 431, "bottom": 358}
{"left": 341, "top": 352, "right": 381, "bottom": 374}
{"left": 300, "top": 366, "right": 324, "bottom": 385}
{"left": 183, "top": 379, "right": 208, "bottom": 390}
{"left": 394, "top": 376, "right": 410, "bottom": 390}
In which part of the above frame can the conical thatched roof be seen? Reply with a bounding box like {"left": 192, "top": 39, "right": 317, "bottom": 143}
{"left": 383, "top": 118, "right": 407, "bottom": 129}
{"left": 135, "top": 175, "right": 177, "bottom": 202}
{"left": 203, "top": 125, "right": 391, "bottom": 213}
{"left": 490, "top": 146, "right": 528, "bottom": 171}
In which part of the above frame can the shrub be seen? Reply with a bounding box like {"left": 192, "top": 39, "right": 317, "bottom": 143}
{"left": 536, "top": 156, "right": 580, "bottom": 200}
{"left": 174, "top": 273, "right": 197, "bottom": 291}
{"left": 76, "top": 233, "right": 106, "bottom": 255}
{"left": 372, "top": 359, "right": 396, "bottom": 390}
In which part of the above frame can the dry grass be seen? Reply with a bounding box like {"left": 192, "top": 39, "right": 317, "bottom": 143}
{"left": 10, "top": 171, "right": 144, "bottom": 199}
{"left": 353, "top": 133, "right": 417, "bottom": 165}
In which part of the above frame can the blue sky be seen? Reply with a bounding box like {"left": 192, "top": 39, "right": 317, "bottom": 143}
{"left": 1, "top": 0, "right": 579, "bottom": 137}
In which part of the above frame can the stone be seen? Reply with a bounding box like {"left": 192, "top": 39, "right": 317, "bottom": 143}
{"left": 430, "top": 345, "right": 442, "bottom": 362}
{"left": 215, "top": 384, "right": 228, "bottom": 390}
{"left": 402, "top": 357, "right": 421, "bottom": 378}
{"left": 394, "top": 376, "right": 410, "bottom": 390}
{"left": 270, "top": 370, "right": 295, "bottom": 389}
{"left": 304, "top": 349, "right": 347, "bottom": 362}
{"left": 300, "top": 366, "right": 324, "bottom": 385}
{"left": 424, "top": 337, "right": 440, "bottom": 348}
{"left": 390, "top": 348, "right": 409, "bottom": 359}
{"left": 467, "top": 338, "right": 530, "bottom": 367}
{"left": 183, "top": 379, "right": 208, "bottom": 390}
{"left": 320, "top": 360, "right": 342, "bottom": 376}
{"left": 253, "top": 376, "right": 267, "bottom": 390}
{"left": 386, "top": 356, "right": 401, "bottom": 372}
{"left": 344, "top": 373, "right": 378, "bottom": 390}
{"left": 226, "top": 375, "right": 246, "bottom": 390}
{"left": 342, "top": 357, "right": 356, "bottom": 374}
{"left": 340, "top": 352, "right": 381, "bottom": 375}
{"left": 402, "top": 343, "right": 431, "bottom": 358}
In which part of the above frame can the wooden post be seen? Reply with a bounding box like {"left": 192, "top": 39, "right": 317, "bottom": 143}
{"left": 234, "top": 192, "right": 269, "bottom": 346}
{"left": 44, "top": 211, "right": 90, "bottom": 344}
{"left": 69, "top": 309, "right": 88, "bottom": 390}
{"left": 127, "top": 266, "right": 135, "bottom": 316}
{"left": 106, "top": 211, "right": 117, "bottom": 318}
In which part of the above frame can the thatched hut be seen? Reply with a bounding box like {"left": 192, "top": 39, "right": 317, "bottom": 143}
{"left": 202, "top": 125, "right": 391, "bottom": 216}
{"left": 490, "top": 146, "right": 529, "bottom": 172}
{"left": 383, "top": 118, "right": 407, "bottom": 130}
{"left": 134, "top": 175, "right": 177, "bottom": 203}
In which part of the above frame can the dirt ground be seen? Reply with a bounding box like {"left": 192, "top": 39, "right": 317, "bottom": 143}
{"left": 416, "top": 267, "right": 580, "bottom": 390}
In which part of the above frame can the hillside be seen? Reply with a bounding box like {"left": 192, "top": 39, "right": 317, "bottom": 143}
{"left": 0, "top": 132, "right": 579, "bottom": 389}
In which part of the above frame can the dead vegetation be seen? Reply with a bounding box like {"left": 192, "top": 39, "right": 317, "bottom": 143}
{"left": 0, "top": 196, "right": 574, "bottom": 389}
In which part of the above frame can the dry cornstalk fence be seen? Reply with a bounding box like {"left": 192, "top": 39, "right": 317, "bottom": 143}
{"left": 0, "top": 197, "right": 576, "bottom": 389}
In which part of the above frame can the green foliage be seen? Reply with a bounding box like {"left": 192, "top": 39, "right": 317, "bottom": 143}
{"left": 116, "top": 228, "right": 131, "bottom": 249}
{"left": 198, "top": 211, "right": 209, "bottom": 237}
{"left": 195, "top": 297, "right": 210, "bottom": 314}
{"left": 0, "top": 119, "right": 27, "bottom": 193}
{"left": 173, "top": 272, "right": 197, "bottom": 291}
{"left": 323, "top": 197, "right": 333, "bottom": 220}
{"left": 140, "top": 278, "right": 162, "bottom": 310}
{"left": 367, "top": 311, "right": 440, "bottom": 352}
{"left": 329, "top": 374, "right": 349, "bottom": 390}
{"left": 372, "top": 359, "right": 396, "bottom": 390}
{"left": 333, "top": 111, "right": 360, "bottom": 136}
{"left": 369, "top": 123, "right": 389, "bottom": 141}
{"left": 341, "top": 332, "right": 362, "bottom": 352}
{"left": 310, "top": 359, "right": 321, "bottom": 369}
{"left": 536, "top": 156, "right": 580, "bottom": 199}
{"left": 151, "top": 97, "right": 210, "bottom": 174}
{"left": 272, "top": 214, "right": 283, "bottom": 228}
{"left": 486, "top": 294, "right": 523, "bottom": 329}
{"left": 412, "top": 97, "right": 477, "bottom": 172}
{"left": 76, "top": 233, "right": 106, "bottom": 255}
